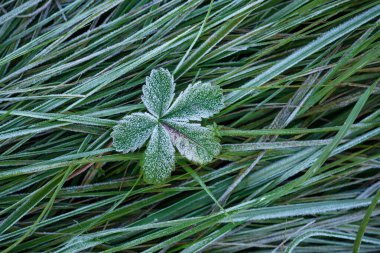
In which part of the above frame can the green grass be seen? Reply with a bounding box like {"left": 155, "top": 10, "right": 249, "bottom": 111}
{"left": 0, "top": 0, "right": 380, "bottom": 252}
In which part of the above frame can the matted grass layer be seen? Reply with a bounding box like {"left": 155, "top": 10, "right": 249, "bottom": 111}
{"left": 0, "top": 0, "right": 379, "bottom": 252}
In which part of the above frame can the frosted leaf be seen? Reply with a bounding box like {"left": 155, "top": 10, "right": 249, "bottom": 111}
{"left": 111, "top": 113, "right": 157, "bottom": 153}
{"left": 142, "top": 68, "right": 175, "bottom": 117}
{"left": 163, "top": 120, "right": 221, "bottom": 164}
{"left": 143, "top": 124, "right": 175, "bottom": 184}
{"left": 164, "top": 82, "right": 224, "bottom": 121}
{"left": 112, "top": 68, "right": 224, "bottom": 184}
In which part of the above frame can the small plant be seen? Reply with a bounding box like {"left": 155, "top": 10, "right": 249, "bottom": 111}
{"left": 111, "top": 68, "right": 224, "bottom": 184}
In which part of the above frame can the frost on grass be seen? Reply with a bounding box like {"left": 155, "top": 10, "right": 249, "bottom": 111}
{"left": 112, "top": 68, "right": 224, "bottom": 184}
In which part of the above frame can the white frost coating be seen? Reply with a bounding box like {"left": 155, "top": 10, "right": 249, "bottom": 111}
{"left": 142, "top": 68, "right": 175, "bottom": 117}
{"left": 224, "top": 139, "right": 332, "bottom": 152}
{"left": 112, "top": 68, "right": 224, "bottom": 184}
{"left": 143, "top": 124, "right": 175, "bottom": 184}
{"left": 225, "top": 199, "right": 373, "bottom": 222}
{"left": 164, "top": 82, "right": 224, "bottom": 121}
{"left": 111, "top": 112, "right": 157, "bottom": 153}
{"left": 163, "top": 120, "right": 221, "bottom": 164}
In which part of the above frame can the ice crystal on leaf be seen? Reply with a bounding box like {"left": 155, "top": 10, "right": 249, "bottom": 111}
{"left": 111, "top": 113, "right": 156, "bottom": 153}
{"left": 163, "top": 120, "right": 221, "bottom": 164}
{"left": 142, "top": 68, "right": 175, "bottom": 117}
{"left": 165, "top": 82, "right": 224, "bottom": 121}
{"left": 112, "top": 68, "right": 224, "bottom": 184}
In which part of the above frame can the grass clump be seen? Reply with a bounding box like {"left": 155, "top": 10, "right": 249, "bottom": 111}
{"left": 0, "top": 0, "right": 379, "bottom": 252}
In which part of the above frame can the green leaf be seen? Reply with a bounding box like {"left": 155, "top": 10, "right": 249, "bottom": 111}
{"left": 143, "top": 124, "right": 175, "bottom": 184}
{"left": 111, "top": 113, "right": 157, "bottom": 153}
{"left": 353, "top": 189, "right": 380, "bottom": 253}
{"left": 164, "top": 82, "right": 224, "bottom": 121}
{"left": 164, "top": 121, "right": 221, "bottom": 164}
{"left": 225, "top": 199, "right": 377, "bottom": 222}
{"left": 142, "top": 68, "right": 175, "bottom": 117}
{"left": 223, "top": 139, "right": 332, "bottom": 152}
{"left": 285, "top": 230, "right": 379, "bottom": 253}
{"left": 0, "top": 0, "right": 44, "bottom": 25}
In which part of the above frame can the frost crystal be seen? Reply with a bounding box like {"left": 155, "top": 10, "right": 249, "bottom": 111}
{"left": 112, "top": 68, "right": 224, "bottom": 184}
{"left": 142, "top": 68, "right": 175, "bottom": 117}
{"left": 163, "top": 120, "right": 221, "bottom": 164}
{"left": 111, "top": 113, "right": 156, "bottom": 153}
{"left": 164, "top": 82, "right": 224, "bottom": 121}
{"left": 143, "top": 124, "right": 175, "bottom": 184}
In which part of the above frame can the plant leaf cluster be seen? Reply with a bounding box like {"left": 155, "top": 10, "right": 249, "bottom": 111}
{"left": 112, "top": 69, "right": 224, "bottom": 183}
